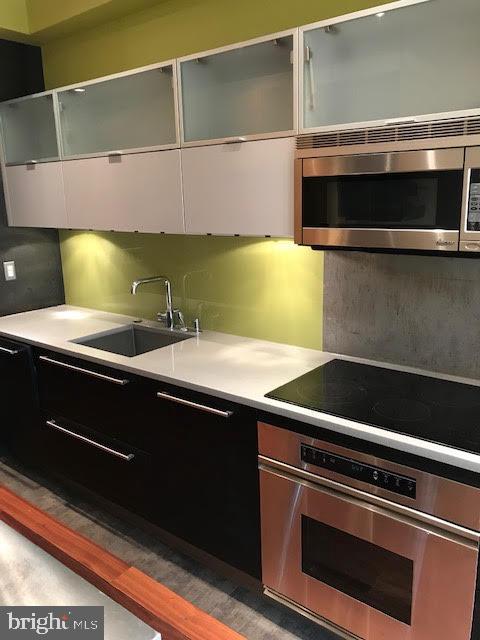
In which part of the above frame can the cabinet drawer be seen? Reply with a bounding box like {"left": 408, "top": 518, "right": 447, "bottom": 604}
{"left": 40, "top": 414, "right": 151, "bottom": 515}
{"left": 35, "top": 351, "right": 146, "bottom": 449}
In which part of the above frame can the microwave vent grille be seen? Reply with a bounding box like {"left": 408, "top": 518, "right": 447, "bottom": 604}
{"left": 297, "top": 115, "right": 480, "bottom": 149}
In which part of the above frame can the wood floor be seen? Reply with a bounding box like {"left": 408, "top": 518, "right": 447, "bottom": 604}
{"left": 0, "top": 452, "right": 337, "bottom": 640}
{"left": 0, "top": 485, "right": 244, "bottom": 640}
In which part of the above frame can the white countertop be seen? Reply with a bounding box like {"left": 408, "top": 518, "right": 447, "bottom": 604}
{"left": 1, "top": 305, "right": 479, "bottom": 474}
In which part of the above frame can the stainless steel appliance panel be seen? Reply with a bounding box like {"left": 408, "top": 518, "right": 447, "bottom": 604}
{"left": 260, "top": 465, "right": 478, "bottom": 640}
{"left": 258, "top": 422, "right": 480, "bottom": 531}
{"left": 302, "top": 228, "right": 459, "bottom": 251}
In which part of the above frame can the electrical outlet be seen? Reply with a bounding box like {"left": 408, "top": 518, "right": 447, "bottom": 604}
{"left": 3, "top": 261, "right": 16, "bottom": 281}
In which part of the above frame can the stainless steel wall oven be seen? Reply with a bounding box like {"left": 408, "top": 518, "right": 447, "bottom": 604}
{"left": 259, "top": 422, "right": 480, "bottom": 640}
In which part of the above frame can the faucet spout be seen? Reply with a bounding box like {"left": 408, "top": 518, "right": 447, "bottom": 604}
{"left": 130, "top": 276, "right": 174, "bottom": 329}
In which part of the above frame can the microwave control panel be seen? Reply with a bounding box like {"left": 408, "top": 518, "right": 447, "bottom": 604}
{"left": 301, "top": 444, "right": 417, "bottom": 499}
{"left": 467, "top": 168, "right": 480, "bottom": 231}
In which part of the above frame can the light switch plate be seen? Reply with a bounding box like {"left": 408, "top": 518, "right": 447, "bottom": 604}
{"left": 3, "top": 261, "right": 16, "bottom": 281}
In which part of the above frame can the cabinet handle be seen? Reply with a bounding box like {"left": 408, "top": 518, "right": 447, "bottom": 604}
{"left": 156, "top": 391, "right": 233, "bottom": 418}
{"left": 39, "top": 355, "right": 129, "bottom": 386}
{"left": 45, "top": 420, "right": 135, "bottom": 461}
{"left": 0, "top": 346, "right": 19, "bottom": 355}
{"left": 225, "top": 136, "right": 247, "bottom": 144}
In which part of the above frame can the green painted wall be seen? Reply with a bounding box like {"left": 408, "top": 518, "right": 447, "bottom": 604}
{"left": 41, "top": 0, "right": 393, "bottom": 88}
{"left": 50, "top": 0, "right": 392, "bottom": 350}
{"left": 60, "top": 232, "right": 324, "bottom": 349}
{"left": 0, "top": 0, "right": 29, "bottom": 39}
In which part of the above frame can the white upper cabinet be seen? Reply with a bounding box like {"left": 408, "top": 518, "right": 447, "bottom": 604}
{"left": 179, "top": 31, "right": 297, "bottom": 145}
{"left": 182, "top": 137, "right": 294, "bottom": 237}
{"left": 0, "top": 92, "right": 60, "bottom": 165}
{"left": 57, "top": 62, "right": 178, "bottom": 158}
{"left": 301, "top": 0, "right": 480, "bottom": 133}
{"left": 4, "top": 163, "right": 67, "bottom": 228}
{"left": 63, "top": 150, "right": 184, "bottom": 233}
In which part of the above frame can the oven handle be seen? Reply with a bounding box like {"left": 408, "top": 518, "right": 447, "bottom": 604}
{"left": 259, "top": 457, "right": 480, "bottom": 546}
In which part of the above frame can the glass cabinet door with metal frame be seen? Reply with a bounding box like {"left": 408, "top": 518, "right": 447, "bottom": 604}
{"left": 301, "top": 0, "right": 480, "bottom": 132}
{"left": 0, "top": 92, "right": 60, "bottom": 165}
{"left": 57, "top": 63, "right": 178, "bottom": 158}
{"left": 179, "top": 31, "right": 296, "bottom": 144}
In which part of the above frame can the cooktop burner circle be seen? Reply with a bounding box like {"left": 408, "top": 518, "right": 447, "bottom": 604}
{"left": 373, "top": 398, "right": 432, "bottom": 423}
{"left": 296, "top": 380, "right": 367, "bottom": 406}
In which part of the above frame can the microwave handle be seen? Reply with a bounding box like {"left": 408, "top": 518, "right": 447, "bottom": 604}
{"left": 302, "top": 148, "right": 465, "bottom": 177}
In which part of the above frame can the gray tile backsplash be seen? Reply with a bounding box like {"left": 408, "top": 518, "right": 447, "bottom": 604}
{"left": 0, "top": 180, "right": 64, "bottom": 317}
{"left": 323, "top": 251, "right": 480, "bottom": 379}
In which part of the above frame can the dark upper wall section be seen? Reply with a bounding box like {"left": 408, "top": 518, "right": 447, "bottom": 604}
{"left": 0, "top": 39, "right": 44, "bottom": 100}
{"left": 323, "top": 252, "right": 480, "bottom": 379}
{"left": 0, "top": 38, "right": 64, "bottom": 317}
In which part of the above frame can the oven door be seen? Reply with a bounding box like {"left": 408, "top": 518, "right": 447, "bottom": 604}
{"left": 297, "top": 148, "right": 465, "bottom": 251}
{"left": 260, "top": 464, "right": 479, "bottom": 640}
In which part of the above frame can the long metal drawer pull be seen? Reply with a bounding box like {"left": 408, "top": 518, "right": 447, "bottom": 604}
{"left": 45, "top": 420, "right": 134, "bottom": 461}
{"left": 156, "top": 391, "right": 233, "bottom": 418}
{"left": 0, "top": 346, "right": 19, "bottom": 355}
{"left": 39, "top": 355, "right": 129, "bottom": 386}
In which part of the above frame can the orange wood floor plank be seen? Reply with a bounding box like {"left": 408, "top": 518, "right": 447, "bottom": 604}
{"left": 0, "top": 485, "right": 245, "bottom": 640}
{"left": 114, "top": 567, "right": 245, "bottom": 640}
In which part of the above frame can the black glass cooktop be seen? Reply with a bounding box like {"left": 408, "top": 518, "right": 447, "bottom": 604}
{"left": 266, "top": 359, "right": 480, "bottom": 455}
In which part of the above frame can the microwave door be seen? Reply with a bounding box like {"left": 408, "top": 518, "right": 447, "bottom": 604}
{"left": 460, "top": 147, "right": 480, "bottom": 252}
{"left": 299, "top": 149, "right": 464, "bottom": 251}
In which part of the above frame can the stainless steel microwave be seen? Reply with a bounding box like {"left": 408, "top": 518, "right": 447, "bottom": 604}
{"left": 294, "top": 146, "right": 480, "bottom": 253}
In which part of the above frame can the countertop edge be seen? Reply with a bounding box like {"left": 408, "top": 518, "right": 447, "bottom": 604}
{"left": 1, "top": 321, "right": 480, "bottom": 476}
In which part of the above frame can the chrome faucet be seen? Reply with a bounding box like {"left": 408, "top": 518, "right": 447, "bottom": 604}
{"left": 130, "top": 276, "right": 178, "bottom": 330}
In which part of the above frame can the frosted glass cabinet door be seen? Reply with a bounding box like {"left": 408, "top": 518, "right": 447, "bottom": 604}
{"left": 180, "top": 34, "right": 295, "bottom": 143}
{"left": 63, "top": 150, "right": 184, "bottom": 233}
{"left": 58, "top": 65, "right": 177, "bottom": 157}
{"left": 182, "top": 137, "right": 294, "bottom": 236}
{"left": 0, "top": 94, "right": 59, "bottom": 165}
{"left": 5, "top": 163, "right": 67, "bottom": 228}
{"left": 302, "top": 0, "right": 480, "bottom": 130}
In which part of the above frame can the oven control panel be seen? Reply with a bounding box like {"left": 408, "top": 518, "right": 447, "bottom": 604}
{"left": 301, "top": 444, "right": 417, "bottom": 499}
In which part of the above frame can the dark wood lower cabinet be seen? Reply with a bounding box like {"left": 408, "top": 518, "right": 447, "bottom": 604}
{"left": 142, "top": 381, "right": 261, "bottom": 578}
{"left": 38, "top": 414, "right": 152, "bottom": 516}
{"left": 26, "top": 348, "right": 262, "bottom": 580}
{"left": 0, "top": 339, "right": 38, "bottom": 456}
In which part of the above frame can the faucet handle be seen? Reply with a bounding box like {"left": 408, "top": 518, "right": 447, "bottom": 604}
{"left": 173, "top": 309, "right": 188, "bottom": 332}
{"left": 157, "top": 310, "right": 173, "bottom": 328}
{"left": 194, "top": 318, "right": 201, "bottom": 333}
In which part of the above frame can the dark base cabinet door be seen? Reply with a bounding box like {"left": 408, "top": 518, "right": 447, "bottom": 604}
{"left": 0, "top": 339, "right": 39, "bottom": 456}
{"left": 144, "top": 383, "right": 261, "bottom": 579}
{"left": 35, "top": 350, "right": 146, "bottom": 450}
{"left": 38, "top": 414, "right": 151, "bottom": 517}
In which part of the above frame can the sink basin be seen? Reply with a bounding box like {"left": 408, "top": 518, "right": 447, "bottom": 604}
{"left": 73, "top": 324, "right": 192, "bottom": 357}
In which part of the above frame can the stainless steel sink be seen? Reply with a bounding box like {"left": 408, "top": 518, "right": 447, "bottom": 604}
{"left": 72, "top": 324, "right": 192, "bottom": 357}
